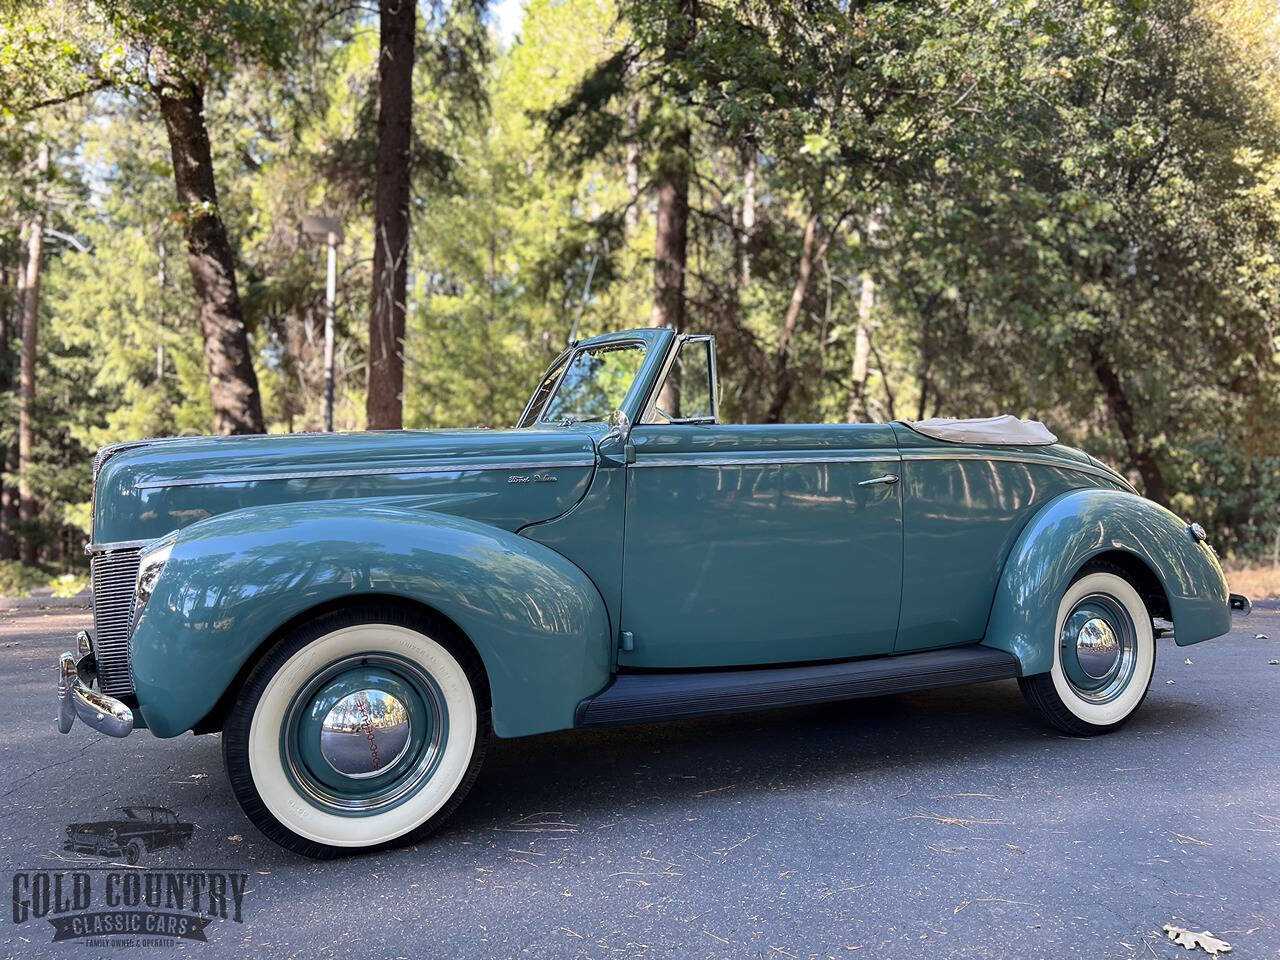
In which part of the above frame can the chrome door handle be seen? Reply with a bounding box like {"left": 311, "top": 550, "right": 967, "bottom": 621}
{"left": 858, "top": 473, "right": 899, "bottom": 486}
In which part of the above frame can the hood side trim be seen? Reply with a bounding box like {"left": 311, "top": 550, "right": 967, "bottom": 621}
{"left": 133, "top": 458, "right": 597, "bottom": 491}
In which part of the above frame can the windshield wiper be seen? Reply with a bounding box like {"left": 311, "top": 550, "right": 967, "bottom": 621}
{"left": 558, "top": 415, "right": 607, "bottom": 426}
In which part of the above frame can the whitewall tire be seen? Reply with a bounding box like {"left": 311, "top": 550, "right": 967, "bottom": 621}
{"left": 222, "top": 602, "right": 490, "bottom": 858}
{"left": 1019, "top": 564, "right": 1156, "bottom": 735}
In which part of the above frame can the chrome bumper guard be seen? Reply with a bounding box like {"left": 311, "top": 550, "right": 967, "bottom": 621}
{"left": 1229, "top": 593, "right": 1251, "bottom": 617}
{"left": 57, "top": 631, "right": 133, "bottom": 738}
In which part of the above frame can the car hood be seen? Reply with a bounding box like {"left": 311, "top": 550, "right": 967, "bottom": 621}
{"left": 66, "top": 821, "right": 126, "bottom": 834}
{"left": 91, "top": 428, "right": 598, "bottom": 546}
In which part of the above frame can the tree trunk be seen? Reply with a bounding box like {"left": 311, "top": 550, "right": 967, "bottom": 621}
{"left": 739, "top": 145, "right": 756, "bottom": 289}
{"left": 367, "top": 0, "right": 416, "bottom": 430}
{"left": 765, "top": 213, "right": 820, "bottom": 423}
{"left": 845, "top": 270, "right": 874, "bottom": 423}
{"left": 0, "top": 441, "right": 16, "bottom": 561}
{"left": 913, "top": 293, "right": 940, "bottom": 422}
{"left": 17, "top": 143, "right": 47, "bottom": 566}
{"left": 0, "top": 248, "right": 20, "bottom": 560}
{"left": 153, "top": 60, "right": 265, "bottom": 435}
{"left": 624, "top": 88, "right": 641, "bottom": 233}
{"left": 625, "top": 135, "right": 640, "bottom": 232}
{"left": 0, "top": 262, "right": 8, "bottom": 361}
{"left": 650, "top": 125, "right": 690, "bottom": 332}
{"left": 649, "top": 0, "right": 696, "bottom": 333}
{"left": 1089, "top": 342, "right": 1170, "bottom": 506}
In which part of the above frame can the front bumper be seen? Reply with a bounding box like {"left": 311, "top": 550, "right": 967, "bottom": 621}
{"left": 57, "top": 631, "right": 133, "bottom": 738}
{"left": 64, "top": 837, "right": 124, "bottom": 857}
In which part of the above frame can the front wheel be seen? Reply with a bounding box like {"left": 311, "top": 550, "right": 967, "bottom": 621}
{"left": 125, "top": 838, "right": 144, "bottom": 865}
{"left": 222, "top": 603, "right": 490, "bottom": 858}
{"left": 1018, "top": 564, "right": 1156, "bottom": 736}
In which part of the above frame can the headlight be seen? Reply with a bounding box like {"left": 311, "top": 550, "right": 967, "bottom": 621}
{"left": 131, "top": 532, "right": 177, "bottom": 632}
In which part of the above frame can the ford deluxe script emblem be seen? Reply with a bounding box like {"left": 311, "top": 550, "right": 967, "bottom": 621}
{"left": 507, "top": 474, "right": 558, "bottom": 484}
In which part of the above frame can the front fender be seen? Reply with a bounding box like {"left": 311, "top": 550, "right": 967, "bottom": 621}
{"left": 983, "top": 488, "right": 1230, "bottom": 675}
{"left": 130, "top": 501, "right": 612, "bottom": 738}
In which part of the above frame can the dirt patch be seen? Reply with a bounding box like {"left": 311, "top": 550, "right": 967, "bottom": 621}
{"left": 1224, "top": 564, "right": 1280, "bottom": 601}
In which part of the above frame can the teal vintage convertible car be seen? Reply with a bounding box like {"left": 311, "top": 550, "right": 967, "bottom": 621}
{"left": 59, "top": 327, "right": 1250, "bottom": 857}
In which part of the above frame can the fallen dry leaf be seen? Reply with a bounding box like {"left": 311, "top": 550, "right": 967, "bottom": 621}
{"left": 1269, "top": 659, "right": 1279, "bottom": 666}
{"left": 1163, "top": 924, "right": 1231, "bottom": 956}
{"left": 227, "top": 834, "right": 243, "bottom": 843}
{"left": 1256, "top": 633, "right": 1269, "bottom": 640}
{"left": 1184, "top": 658, "right": 1193, "bottom": 665}
{"left": 1166, "top": 679, "right": 1176, "bottom": 685}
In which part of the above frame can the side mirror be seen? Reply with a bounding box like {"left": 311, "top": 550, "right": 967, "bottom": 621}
{"left": 602, "top": 409, "right": 632, "bottom": 446}
{"left": 598, "top": 409, "right": 634, "bottom": 465}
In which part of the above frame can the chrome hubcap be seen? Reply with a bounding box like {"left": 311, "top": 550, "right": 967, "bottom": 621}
{"left": 1059, "top": 593, "right": 1138, "bottom": 703}
{"left": 282, "top": 654, "right": 448, "bottom": 815}
{"left": 320, "top": 690, "right": 413, "bottom": 778}
{"left": 1075, "top": 617, "right": 1121, "bottom": 680}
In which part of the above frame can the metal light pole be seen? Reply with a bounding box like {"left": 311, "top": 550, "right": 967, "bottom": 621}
{"left": 301, "top": 215, "right": 344, "bottom": 432}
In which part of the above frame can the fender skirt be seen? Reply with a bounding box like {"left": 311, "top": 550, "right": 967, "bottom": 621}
{"left": 130, "top": 502, "right": 612, "bottom": 738}
{"left": 983, "top": 488, "right": 1230, "bottom": 676}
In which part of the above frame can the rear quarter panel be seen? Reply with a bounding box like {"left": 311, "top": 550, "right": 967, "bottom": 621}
{"left": 892, "top": 425, "right": 1127, "bottom": 652}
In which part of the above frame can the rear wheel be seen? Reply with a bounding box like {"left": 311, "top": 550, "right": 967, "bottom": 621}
{"left": 222, "top": 603, "right": 490, "bottom": 858}
{"left": 1018, "top": 563, "right": 1156, "bottom": 736}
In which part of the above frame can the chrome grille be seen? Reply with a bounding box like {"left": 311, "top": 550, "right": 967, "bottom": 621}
{"left": 91, "top": 549, "right": 141, "bottom": 698}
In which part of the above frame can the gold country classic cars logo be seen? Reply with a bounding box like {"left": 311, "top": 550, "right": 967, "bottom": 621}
{"left": 9, "top": 805, "right": 251, "bottom": 947}
{"left": 11, "top": 868, "right": 249, "bottom": 946}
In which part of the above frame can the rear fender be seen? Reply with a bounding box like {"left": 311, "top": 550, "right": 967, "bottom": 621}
{"left": 130, "top": 502, "right": 612, "bottom": 738}
{"left": 983, "top": 488, "right": 1230, "bottom": 675}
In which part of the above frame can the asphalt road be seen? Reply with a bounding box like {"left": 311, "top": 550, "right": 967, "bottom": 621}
{"left": 1, "top": 606, "right": 1277, "bottom": 960}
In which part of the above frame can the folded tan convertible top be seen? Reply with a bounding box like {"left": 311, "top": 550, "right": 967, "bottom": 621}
{"left": 904, "top": 415, "right": 1057, "bottom": 446}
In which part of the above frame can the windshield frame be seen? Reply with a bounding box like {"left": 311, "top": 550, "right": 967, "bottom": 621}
{"left": 522, "top": 337, "right": 652, "bottom": 426}
{"left": 516, "top": 346, "right": 574, "bottom": 427}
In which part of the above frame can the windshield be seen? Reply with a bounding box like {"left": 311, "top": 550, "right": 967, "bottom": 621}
{"left": 525, "top": 341, "right": 648, "bottom": 425}
{"left": 517, "top": 351, "right": 570, "bottom": 427}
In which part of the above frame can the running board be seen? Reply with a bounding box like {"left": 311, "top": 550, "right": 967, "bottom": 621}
{"left": 575, "top": 645, "right": 1021, "bottom": 727}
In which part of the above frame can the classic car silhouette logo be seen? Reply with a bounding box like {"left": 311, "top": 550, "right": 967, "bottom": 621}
{"left": 64, "top": 805, "right": 194, "bottom": 865}
{"left": 8, "top": 805, "right": 248, "bottom": 947}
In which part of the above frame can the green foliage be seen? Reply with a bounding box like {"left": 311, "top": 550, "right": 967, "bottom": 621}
{"left": 406, "top": 0, "right": 645, "bottom": 429}
{"left": 94, "top": 0, "right": 298, "bottom": 78}
{"left": 0, "top": 560, "right": 46, "bottom": 596}
{"left": 0, "top": 561, "right": 88, "bottom": 596}
{"left": 49, "top": 570, "right": 89, "bottom": 596}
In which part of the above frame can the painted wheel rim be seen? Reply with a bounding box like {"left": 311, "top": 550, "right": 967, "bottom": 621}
{"left": 1058, "top": 593, "right": 1138, "bottom": 704}
{"left": 281, "top": 653, "right": 448, "bottom": 816}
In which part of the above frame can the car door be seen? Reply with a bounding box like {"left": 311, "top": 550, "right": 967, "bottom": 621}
{"left": 618, "top": 337, "right": 904, "bottom": 669}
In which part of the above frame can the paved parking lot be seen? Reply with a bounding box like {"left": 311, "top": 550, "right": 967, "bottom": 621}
{"left": 1, "top": 606, "right": 1276, "bottom": 959}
